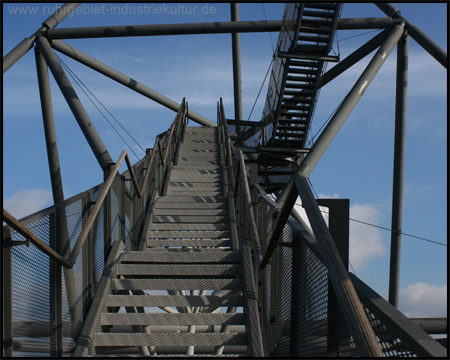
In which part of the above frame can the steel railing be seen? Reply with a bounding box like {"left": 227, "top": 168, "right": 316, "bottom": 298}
{"left": 217, "top": 97, "right": 446, "bottom": 357}
{"left": 2, "top": 99, "right": 187, "bottom": 357}
{"left": 3, "top": 99, "right": 187, "bottom": 270}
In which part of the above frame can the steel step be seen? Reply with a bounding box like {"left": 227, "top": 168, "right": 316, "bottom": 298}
{"left": 303, "top": 9, "right": 336, "bottom": 18}
{"left": 111, "top": 278, "right": 243, "bottom": 291}
{"left": 107, "top": 294, "right": 245, "bottom": 308}
{"left": 306, "top": 3, "right": 339, "bottom": 10}
{"left": 101, "top": 313, "right": 246, "bottom": 326}
{"left": 297, "top": 34, "right": 329, "bottom": 43}
{"left": 157, "top": 196, "right": 226, "bottom": 203}
{"left": 278, "top": 118, "right": 307, "bottom": 125}
{"left": 280, "top": 103, "right": 311, "bottom": 111}
{"left": 299, "top": 26, "right": 332, "bottom": 35}
{"left": 154, "top": 209, "right": 228, "bottom": 216}
{"left": 94, "top": 333, "right": 247, "bottom": 347}
{"left": 285, "top": 82, "right": 315, "bottom": 89}
{"left": 287, "top": 68, "right": 318, "bottom": 76}
{"left": 165, "top": 191, "right": 224, "bottom": 197}
{"left": 151, "top": 223, "right": 229, "bottom": 231}
{"left": 155, "top": 203, "right": 227, "bottom": 210}
{"left": 283, "top": 89, "right": 314, "bottom": 96}
{"left": 146, "top": 239, "right": 231, "bottom": 247}
{"left": 148, "top": 230, "right": 230, "bottom": 239}
{"left": 301, "top": 18, "right": 333, "bottom": 27}
{"left": 153, "top": 215, "right": 228, "bottom": 224}
{"left": 121, "top": 251, "right": 241, "bottom": 263}
{"left": 276, "top": 132, "right": 304, "bottom": 138}
{"left": 116, "top": 263, "right": 240, "bottom": 276}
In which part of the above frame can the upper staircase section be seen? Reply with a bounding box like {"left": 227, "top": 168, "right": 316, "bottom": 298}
{"left": 263, "top": 3, "right": 342, "bottom": 149}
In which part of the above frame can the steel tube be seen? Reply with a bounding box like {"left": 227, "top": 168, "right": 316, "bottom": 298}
{"left": 389, "top": 32, "right": 409, "bottom": 308}
{"left": 231, "top": 4, "right": 243, "bottom": 134}
{"left": 375, "top": 3, "right": 447, "bottom": 68}
{"left": 51, "top": 40, "right": 215, "bottom": 127}
{"left": 47, "top": 20, "right": 286, "bottom": 39}
{"left": 318, "top": 28, "right": 391, "bottom": 88}
{"left": 410, "top": 318, "right": 448, "bottom": 335}
{"left": 336, "top": 17, "right": 402, "bottom": 29}
{"left": 2, "top": 3, "right": 80, "bottom": 73}
{"left": 35, "top": 47, "right": 65, "bottom": 203}
{"left": 298, "top": 23, "right": 405, "bottom": 177}
{"left": 36, "top": 36, "right": 114, "bottom": 172}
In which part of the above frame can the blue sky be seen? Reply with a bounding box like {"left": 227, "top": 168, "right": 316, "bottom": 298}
{"left": 3, "top": 3, "right": 447, "bottom": 318}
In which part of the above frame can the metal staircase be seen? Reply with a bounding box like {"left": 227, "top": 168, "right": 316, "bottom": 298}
{"left": 270, "top": 2, "right": 341, "bottom": 148}
{"left": 74, "top": 127, "right": 259, "bottom": 357}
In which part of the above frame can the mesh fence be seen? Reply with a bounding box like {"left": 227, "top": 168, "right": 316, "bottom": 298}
{"left": 4, "top": 155, "right": 151, "bottom": 357}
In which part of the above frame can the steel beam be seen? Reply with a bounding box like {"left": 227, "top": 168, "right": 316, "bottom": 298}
{"left": 45, "top": 17, "right": 405, "bottom": 41}
{"left": 298, "top": 23, "right": 405, "bottom": 177}
{"left": 389, "top": 32, "right": 409, "bottom": 308}
{"left": 3, "top": 3, "right": 80, "bottom": 73}
{"left": 47, "top": 20, "right": 286, "bottom": 39}
{"left": 50, "top": 40, "right": 215, "bottom": 127}
{"left": 36, "top": 36, "right": 115, "bottom": 172}
{"left": 336, "top": 17, "right": 403, "bottom": 29}
{"left": 318, "top": 28, "right": 391, "bottom": 88}
{"left": 375, "top": 3, "right": 447, "bottom": 68}
{"left": 231, "top": 4, "right": 243, "bottom": 134}
{"left": 35, "top": 47, "right": 65, "bottom": 203}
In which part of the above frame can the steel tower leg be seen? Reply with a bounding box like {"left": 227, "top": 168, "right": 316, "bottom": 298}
{"left": 2, "top": 3, "right": 80, "bottom": 73}
{"left": 231, "top": 3, "right": 243, "bottom": 134}
{"left": 36, "top": 35, "right": 115, "bottom": 173}
{"left": 35, "top": 47, "right": 65, "bottom": 203}
{"left": 389, "top": 31, "right": 409, "bottom": 308}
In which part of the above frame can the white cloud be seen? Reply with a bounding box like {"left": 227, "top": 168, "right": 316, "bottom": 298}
{"left": 293, "top": 195, "right": 386, "bottom": 271}
{"left": 4, "top": 189, "right": 52, "bottom": 220}
{"left": 349, "top": 203, "right": 385, "bottom": 270}
{"left": 399, "top": 283, "right": 447, "bottom": 318}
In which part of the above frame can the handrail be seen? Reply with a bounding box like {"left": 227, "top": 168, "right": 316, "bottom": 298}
{"left": 237, "top": 150, "right": 263, "bottom": 267}
{"left": 3, "top": 99, "right": 187, "bottom": 269}
{"left": 2, "top": 208, "right": 73, "bottom": 268}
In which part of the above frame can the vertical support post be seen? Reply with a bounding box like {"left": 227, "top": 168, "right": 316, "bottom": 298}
{"left": 36, "top": 44, "right": 79, "bottom": 342}
{"left": 50, "top": 207, "right": 63, "bottom": 357}
{"left": 389, "top": 31, "right": 409, "bottom": 308}
{"left": 35, "top": 46, "right": 65, "bottom": 204}
{"left": 231, "top": 3, "right": 243, "bottom": 134}
{"left": 290, "top": 231, "right": 301, "bottom": 357}
{"left": 83, "top": 193, "right": 94, "bottom": 314}
{"left": 316, "top": 198, "right": 350, "bottom": 357}
{"left": 103, "top": 169, "right": 112, "bottom": 263}
{"left": 2, "top": 228, "right": 13, "bottom": 358}
{"left": 120, "top": 175, "right": 126, "bottom": 248}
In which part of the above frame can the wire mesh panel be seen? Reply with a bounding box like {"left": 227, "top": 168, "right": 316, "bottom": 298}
{"left": 10, "top": 215, "right": 53, "bottom": 357}
{"left": 294, "top": 240, "right": 329, "bottom": 357}
{"left": 273, "top": 227, "right": 293, "bottom": 357}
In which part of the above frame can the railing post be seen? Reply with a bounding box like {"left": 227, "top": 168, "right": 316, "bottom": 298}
{"left": 120, "top": 175, "right": 126, "bottom": 247}
{"left": 50, "top": 207, "right": 63, "bottom": 357}
{"left": 290, "top": 230, "right": 301, "bottom": 357}
{"left": 82, "top": 194, "right": 94, "bottom": 315}
{"left": 103, "top": 167, "right": 113, "bottom": 263}
{"left": 2, "top": 227, "right": 13, "bottom": 358}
